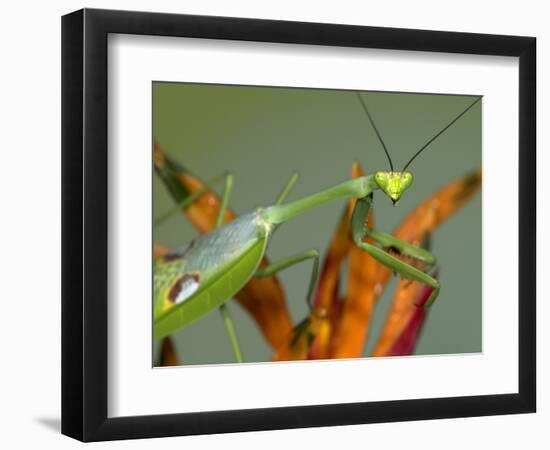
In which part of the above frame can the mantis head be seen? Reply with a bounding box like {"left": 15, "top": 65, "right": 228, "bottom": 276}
{"left": 375, "top": 171, "right": 413, "bottom": 205}
{"left": 356, "top": 92, "right": 481, "bottom": 205}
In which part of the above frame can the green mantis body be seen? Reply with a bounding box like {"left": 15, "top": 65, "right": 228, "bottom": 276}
{"left": 153, "top": 93, "right": 481, "bottom": 361}
{"left": 154, "top": 169, "right": 435, "bottom": 339}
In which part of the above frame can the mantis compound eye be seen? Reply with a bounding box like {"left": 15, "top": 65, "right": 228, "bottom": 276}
{"left": 401, "top": 172, "right": 413, "bottom": 190}
{"left": 374, "top": 171, "right": 389, "bottom": 189}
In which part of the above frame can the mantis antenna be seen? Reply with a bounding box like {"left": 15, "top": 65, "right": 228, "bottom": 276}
{"left": 356, "top": 92, "right": 394, "bottom": 172}
{"left": 402, "top": 96, "right": 482, "bottom": 172}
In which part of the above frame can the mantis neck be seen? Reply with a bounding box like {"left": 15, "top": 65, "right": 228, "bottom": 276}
{"left": 263, "top": 175, "right": 378, "bottom": 225}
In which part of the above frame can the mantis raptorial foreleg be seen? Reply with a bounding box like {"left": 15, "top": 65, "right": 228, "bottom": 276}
{"left": 351, "top": 195, "right": 440, "bottom": 307}
{"left": 367, "top": 228, "right": 436, "bottom": 266}
{"left": 255, "top": 249, "right": 320, "bottom": 309}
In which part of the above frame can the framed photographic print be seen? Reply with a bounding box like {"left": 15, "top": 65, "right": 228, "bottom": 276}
{"left": 61, "top": 8, "right": 536, "bottom": 442}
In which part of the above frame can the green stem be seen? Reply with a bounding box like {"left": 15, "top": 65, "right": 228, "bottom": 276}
{"left": 219, "top": 304, "right": 244, "bottom": 363}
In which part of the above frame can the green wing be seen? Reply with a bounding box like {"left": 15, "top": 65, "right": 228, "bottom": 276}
{"left": 154, "top": 211, "right": 269, "bottom": 340}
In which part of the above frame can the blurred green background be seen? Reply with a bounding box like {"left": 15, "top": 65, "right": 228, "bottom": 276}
{"left": 152, "top": 82, "right": 482, "bottom": 366}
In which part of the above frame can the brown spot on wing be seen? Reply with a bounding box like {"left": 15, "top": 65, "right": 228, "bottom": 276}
{"left": 167, "top": 273, "right": 200, "bottom": 304}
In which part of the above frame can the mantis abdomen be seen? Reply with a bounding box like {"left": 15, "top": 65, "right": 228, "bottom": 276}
{"left": 154, "top": 210, "right": 272, "bottom": 340}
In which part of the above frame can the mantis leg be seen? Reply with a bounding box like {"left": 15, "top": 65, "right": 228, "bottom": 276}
{"left": 203, "top": 172, "right": 243, "bottom": 363}
{"left": 214, "top": 172, "right": 234, "bottom": 228}
{"left": 213, "top": 169, "right": 301, "bottom": 219}
{"left": 255, "top": 249, "right": 320, "bottom": 310}
{"left": 219, "top": 303, "right": 244, "bottom": 363}
{"left": 216, "top": 171, "right": 300, "bottom": 361}
{"left": 154, "top": 171, "right": 233, "bottom": 227}
{"left": 352, "top": 195, "right": 440, "bottom": 307}
{"left": 274, "top": 171, "right": 300, "bottom": 205}
{"left": 367, "top": 228, "right": 436, "bottom": 267}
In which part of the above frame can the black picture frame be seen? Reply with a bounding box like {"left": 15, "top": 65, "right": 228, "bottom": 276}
{"left": 61, "top": 8, "right": 536, "bottom": 442}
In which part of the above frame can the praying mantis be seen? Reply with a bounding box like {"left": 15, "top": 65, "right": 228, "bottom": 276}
{"left": 153, "top": 91, "right": 482, "bottom": 363}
